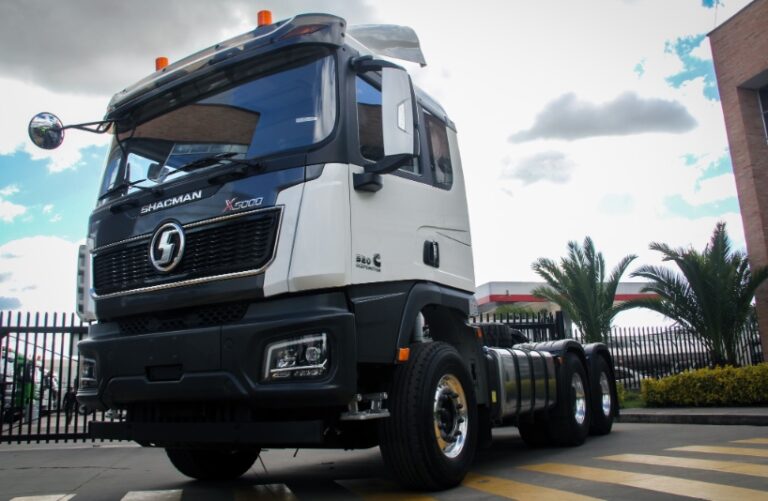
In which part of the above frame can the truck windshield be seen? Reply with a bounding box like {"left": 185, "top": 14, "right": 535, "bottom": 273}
{"left": 98, "top": 54, "right": 336, "bottom": 202}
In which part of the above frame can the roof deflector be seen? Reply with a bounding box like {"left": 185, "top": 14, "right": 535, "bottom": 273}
{"left": 347, "top": 24, "right": 427, "bottom": 67}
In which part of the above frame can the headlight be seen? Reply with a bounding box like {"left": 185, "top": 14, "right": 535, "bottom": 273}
{"left": 79, "top": 358, "right": 98, "bottom": 390}
{"left": 263, "top": 333, "right": 329, "bottom": 381}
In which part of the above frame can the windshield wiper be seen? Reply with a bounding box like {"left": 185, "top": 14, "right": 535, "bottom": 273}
{"left": 178, "top": 152, "right": 239, "bottom": 172}
{"left": 207, "top": 158, "right": 262, "bottom": 185}
{"left": 98, "top": 178, "right": 155, "bottom": 201}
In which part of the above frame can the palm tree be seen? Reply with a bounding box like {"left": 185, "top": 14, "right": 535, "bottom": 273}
{"left": 625, "top": 222, "right": 768, "bottom": 366}
{"left": 532, "top": 237, "right": 637, "bottom": 343}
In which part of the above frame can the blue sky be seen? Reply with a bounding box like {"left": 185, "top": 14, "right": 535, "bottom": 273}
{"left": 0, "top": 0, "right": 753, "bottom": 320}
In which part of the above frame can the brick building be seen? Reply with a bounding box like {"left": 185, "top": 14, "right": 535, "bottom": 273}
{"left": 709, "top": 0, "right": 768, "bottom": 355}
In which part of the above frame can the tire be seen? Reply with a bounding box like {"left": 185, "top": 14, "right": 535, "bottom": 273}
{"left": 589, "top": 356, "right": 616, "bottom": 436}
{"left": 547, "top": 353, "right": 590, "bottom": 446}
{"left": 517, "top": 416, "right": 551, "bottom": 447}
{"left": 379, "top": 342, "right": 478, "bottom": 491}
{"left": 165, "top": 448, "right": 260, "bottom": 481}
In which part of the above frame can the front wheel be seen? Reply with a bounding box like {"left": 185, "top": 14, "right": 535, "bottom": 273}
{"left": 379, "top": 342, "right": 478, "bottom": 491}
{"left": 165, "top": 448, "right": 260, "bottom": 481}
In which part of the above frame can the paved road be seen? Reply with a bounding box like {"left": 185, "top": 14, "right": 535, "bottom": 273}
{"left": 0, "top": 423, "right": 767, "bottom": 500}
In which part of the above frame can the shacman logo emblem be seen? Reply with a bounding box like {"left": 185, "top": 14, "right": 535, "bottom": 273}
{"left": 149, "top": 222, "right": 185, "bottom": 273}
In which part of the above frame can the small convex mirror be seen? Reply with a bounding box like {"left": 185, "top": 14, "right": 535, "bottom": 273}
{"left": 28, "top": 112, "right": 65, "bottom": 149}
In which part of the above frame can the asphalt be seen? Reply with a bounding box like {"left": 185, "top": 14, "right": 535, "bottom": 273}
{"left": 618, "top": 406, "right": 768, "bottom": 425}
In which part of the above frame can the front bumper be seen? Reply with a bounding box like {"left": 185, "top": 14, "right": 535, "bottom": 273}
{"left": 77, "top": 291, "right": 356, "bottom": 411}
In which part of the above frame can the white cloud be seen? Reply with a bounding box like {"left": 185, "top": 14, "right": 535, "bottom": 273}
{"left": 0, "top": 184, "right": 19, "bottom": 197}
{"left": 685, "top": 173, "right": 738, "bottom": 206}
{"left": 502, "top": 151, "right": 575, "bottom": 185}
{"left": 0, "top": 184, "right": 26, "bottom": 223}
{"left": 0, "top": 198, "right": 26, "bottom": 223}
{"left": 0, "top": 236, "right": 81, "bottom": 312}
{"left": 42, "top": 204, "right": 53, "bottom": 214}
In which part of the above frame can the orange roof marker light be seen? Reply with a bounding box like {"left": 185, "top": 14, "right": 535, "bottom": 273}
{"left": 258, "top": 10, "right": 273, "bottom": 27}
{"left": 155, "top": 57, "right": 169, "bottom": 71}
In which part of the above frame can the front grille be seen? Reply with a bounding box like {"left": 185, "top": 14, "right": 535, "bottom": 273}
{"left": 118, "top": 301, "right": 249, "bottom": 335}
{"left": 93, "top": 208, "right": 280, "bottom": 296}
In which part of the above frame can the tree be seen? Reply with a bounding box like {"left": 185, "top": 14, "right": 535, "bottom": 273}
{"left": 532, "top": 237, "right": 637, "bottom": 343}
{"left": 625, "top": 222, "right": 768, "bottom": 366}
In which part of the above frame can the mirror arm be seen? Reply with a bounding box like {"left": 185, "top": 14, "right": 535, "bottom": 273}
{"left": 350, "top": 55, "right": 405, "bottom": 73}
{"left": 366, "top": 153, "right": 415, "bottom": 175}
{"left": 62, "top": 119, "right": 114, "bottom": 134}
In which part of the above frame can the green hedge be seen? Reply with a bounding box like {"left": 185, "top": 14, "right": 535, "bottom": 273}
{"left": 641, "top": 363, "right": 768, "bottom": 407}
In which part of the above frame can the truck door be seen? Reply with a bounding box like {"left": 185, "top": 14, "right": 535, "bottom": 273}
{"left": 349, "top": 74, "right": 474, "bottom": 292}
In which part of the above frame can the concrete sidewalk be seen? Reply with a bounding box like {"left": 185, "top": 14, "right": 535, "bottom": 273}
{"left": 619, "top": 407, "right": 768, "bottom": 426}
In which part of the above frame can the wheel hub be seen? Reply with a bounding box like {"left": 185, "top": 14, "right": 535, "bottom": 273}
{"left": 433, "top": 374, "right": 468, "bottom": 458}
{"left": 571, "top": 372, "right": 587, "bottom": 425}
{"left": 599, "top": 372, "right": 612, "bottom": 417}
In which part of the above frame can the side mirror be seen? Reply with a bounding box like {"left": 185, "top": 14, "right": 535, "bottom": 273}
{"left": 28, "top": 112, "right": 65, "bottom": 150}
{"left": 381, "top": 67, "right": 415, "bottom": 158}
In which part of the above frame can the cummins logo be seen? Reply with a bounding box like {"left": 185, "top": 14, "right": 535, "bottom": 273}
{"left": 355, "top": 253, "right": 381, "bottom": 272}
{"left": 140, "top": 190, "right": 202, "bottom": 215}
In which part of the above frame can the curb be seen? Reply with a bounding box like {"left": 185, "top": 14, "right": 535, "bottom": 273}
{"left": 618, "top": 412, "right": 768, "bottom": 426}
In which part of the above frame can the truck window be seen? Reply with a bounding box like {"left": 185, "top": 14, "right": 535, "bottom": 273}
{"left": 99, "top": 54, "right": 336, "bottom": 201}
{"left": 424, "top": 112, "right": 452, "bottom": 189}
{"left": 356, "top": 76, "right": 420, "bottom": 175}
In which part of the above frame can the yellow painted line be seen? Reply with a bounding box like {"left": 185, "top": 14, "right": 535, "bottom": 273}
{"left": 337, "top": 479, "right": 437, "bottom": 501}
{"left": 121, "top": 491, "right": 182, "bottom": 501}
{"left": 600, "top": 453, "right": 768, "bottom": 478}
{"left": 463, "top": 472, "right": 603, "bottom": 501}
{"left": 234, "top": 484, "right": 297, "bottom": 501}
{"left": 10, "top": 496, "right": 75, "bottom": 501}
{"left": 733, "top": 438, "right": 768, "bottom": 445}
{"left": 520, "top": 463, "right": 768, "bottom": 501}
{"left": 669, "top": 445, "right": 768, "bottom": 458}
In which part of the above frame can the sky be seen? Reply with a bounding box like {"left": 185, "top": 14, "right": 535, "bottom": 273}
{"left": 0, "top": 0, "right": 754, "bottom": 325}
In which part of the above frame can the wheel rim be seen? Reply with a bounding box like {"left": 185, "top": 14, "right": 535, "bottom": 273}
{"left": 599, "top": 372, "right": 612, "bottom": 417}
{"left": 571, "top": 373, "right": 587, "bottom": 425}
{"left": 433, "top": 374, "right": 468, "bottom": 458}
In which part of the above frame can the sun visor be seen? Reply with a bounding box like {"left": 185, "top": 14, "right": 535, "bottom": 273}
{"left": 347, "top": 24, "right": 427, "bottom": 67}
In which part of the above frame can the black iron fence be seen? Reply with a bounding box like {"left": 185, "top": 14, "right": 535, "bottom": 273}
{"left": 0, "top": 311, "right": 109, "bottom": 444}
{"left": 1, "top": 310, "right": 765, "bottom": 444}
{"left": 473, "top": 312, "right": 764, "bottom": 390}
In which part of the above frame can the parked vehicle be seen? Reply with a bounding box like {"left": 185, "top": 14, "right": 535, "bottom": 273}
{"left": 27, "top": 11, "right": 618, "bottom": 490}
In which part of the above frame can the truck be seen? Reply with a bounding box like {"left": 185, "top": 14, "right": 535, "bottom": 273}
{"left": 27, "top": 11, "right": 618, "bottom": 490}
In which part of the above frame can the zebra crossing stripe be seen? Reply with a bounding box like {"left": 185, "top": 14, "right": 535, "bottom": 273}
{"left": 462, "top": 472, "right": 603, "bottom": 500}
{"left": 234, "top": 484, "right": 297, "bottom": 500}
{"left": 599, "top": 453, "right": 768, "bottom": 478}
{"left": 120, "top": 490, "right": 182, "bottom": 501}
{"left": 732, "top": 438, "right": 768, "bottom": 445}
{"left": 668, "top": 445, "right": 768, "bottom": 458}
{"left": 10, "top": 496, "right": 75, "bottom": 501}
{"left": 520, "top": 463, "right": 768, "bottom": 501}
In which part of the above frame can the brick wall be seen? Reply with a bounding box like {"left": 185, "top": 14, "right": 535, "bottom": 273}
{"left": 710, "top": 0, "right": 768, "bottom": 356}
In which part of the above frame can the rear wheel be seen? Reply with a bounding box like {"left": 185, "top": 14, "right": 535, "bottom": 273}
{"left": 165, "top": 448, "right": 260, "bottom": 481}
{"left": 547, "top": 353, "right": 590, "bottom": 446}
{"left": 589, "top": 356, "right": 616, "bottom": 435}
{"left": 379, "top": 342, "right": 478, "bottom": 490}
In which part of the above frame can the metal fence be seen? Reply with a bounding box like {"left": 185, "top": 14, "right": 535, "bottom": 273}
{"left": 474, "top": 312, "right": 764, "bottom": 390}
{"left": 0, "top": 311, "right": 101, "bottom": 444}
{"left": 1, "top": 310, "right": 765, "bottom": 444}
